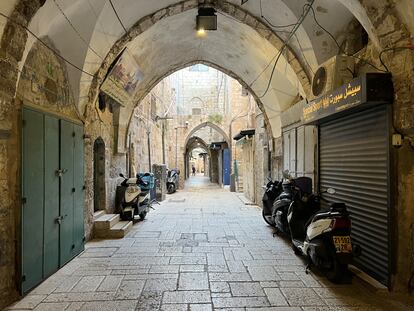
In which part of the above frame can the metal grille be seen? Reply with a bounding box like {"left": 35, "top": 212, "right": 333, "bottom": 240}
{"left": 319, "top": 105, "right": 390, "bottom": 286}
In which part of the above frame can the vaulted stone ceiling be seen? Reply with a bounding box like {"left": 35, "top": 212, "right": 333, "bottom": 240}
{"left": 0, "top": 0, "right": 381, "bottom": 137}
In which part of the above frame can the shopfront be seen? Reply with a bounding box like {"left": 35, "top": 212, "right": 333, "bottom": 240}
{"left": 303, "top": 73, "right": 394, "bottom": 286}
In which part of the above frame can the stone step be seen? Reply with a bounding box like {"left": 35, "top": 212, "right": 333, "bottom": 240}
{"left": 94, "top": 214, "right": 120, "bottom": 230}
{"left": 93, "top": 210, "right": 105, "bottom": 221}
{"left": 107, "top": 221, "right": 133, "bottom": 238}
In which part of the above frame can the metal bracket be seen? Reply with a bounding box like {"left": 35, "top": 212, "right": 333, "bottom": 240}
{"left": 55, "top": 169, "right": 68, "bottom": 177}
{"left": 55, "top": 216, "right": 64, "bottom": 224}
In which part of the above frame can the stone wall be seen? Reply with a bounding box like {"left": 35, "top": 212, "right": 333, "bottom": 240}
{"left": 340, "top": 0, "right": 414, "bottom": 291}
{"left": 129, "top": 77, "right": 175, "bottom": 174}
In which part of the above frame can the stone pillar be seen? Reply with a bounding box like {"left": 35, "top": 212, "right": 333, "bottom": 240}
{"left": 152, "top": 164, "right": 167, "bottom": 202}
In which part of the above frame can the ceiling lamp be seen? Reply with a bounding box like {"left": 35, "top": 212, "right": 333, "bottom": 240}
{"left": 196, "top": 7, "right": 217, "bottom": 32}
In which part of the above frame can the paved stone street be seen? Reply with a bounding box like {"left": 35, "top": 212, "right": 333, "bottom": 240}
{"left": 6, "top": 177, "right": 414, "bottom": 311}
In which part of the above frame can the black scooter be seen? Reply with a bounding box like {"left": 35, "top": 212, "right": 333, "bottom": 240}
{"left": 272, "top": 172, "right": 313, "bottom": 235}
{"left": 262, "top": 178, "right": 282, "bottom": 226}
{"left": 287, "top": 188, "right": 361, "bottom": 283}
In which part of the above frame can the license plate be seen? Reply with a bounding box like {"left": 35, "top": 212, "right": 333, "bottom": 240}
{"left": 333, "top": 236, "right": 352, "bottom": 253}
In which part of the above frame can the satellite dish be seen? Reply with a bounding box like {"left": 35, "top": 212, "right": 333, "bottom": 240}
{"left": 312, "top": 66, "right": 327, "bottom": 97}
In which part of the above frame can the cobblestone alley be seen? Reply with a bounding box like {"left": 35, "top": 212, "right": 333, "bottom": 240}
{"left": 5, "top": 176, "right": 414, "bottom": 311}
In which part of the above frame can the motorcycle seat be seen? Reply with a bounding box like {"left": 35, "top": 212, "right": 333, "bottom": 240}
{"left": 330, "top": 202, "right": 347, "bottom": 212}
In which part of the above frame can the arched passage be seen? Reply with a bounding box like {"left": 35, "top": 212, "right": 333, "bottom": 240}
{"left": 1, "top": 1, "right": 414, "bottom": 306}
{"left": 184, "top": 121, "right": 230, "bottom": 148}
{"left": 185, "top": 136, "right": 209, "bottom": 179}
{"left": 184, "top": 122, "right": 231, "bottom": 186}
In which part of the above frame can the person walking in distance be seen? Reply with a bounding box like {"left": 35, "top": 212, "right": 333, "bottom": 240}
{"left": 192, "top": 165, "right": 196, "bottom": 176}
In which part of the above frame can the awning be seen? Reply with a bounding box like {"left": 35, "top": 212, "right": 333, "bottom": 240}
{"left": 233, "top": 129, "right": 255, "bottom": 141}
{"left": 209, "top": 141, "right": 228, "bottom": 150}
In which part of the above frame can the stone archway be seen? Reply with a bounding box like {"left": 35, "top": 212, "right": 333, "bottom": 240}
{"left": 185, "top": 136, "right": 209, "bottom": 179}
{"left": 184, "top": 121, "right": 230, "bottom": 149}
{"left": 93, "top": 137, "right": 106, "bottom": 212}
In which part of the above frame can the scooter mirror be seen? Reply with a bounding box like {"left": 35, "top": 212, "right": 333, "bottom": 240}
{"left": 327, "top": 188, "right": 336, "bottom": 195}
{"left": 282, "top": 170, "right": 290, "bottom": 178}
{"left": 177, "top": 170, "right": 180, "bottom": 175}
{"left": 119, "top": 173, "right": 125, "bottom": 178}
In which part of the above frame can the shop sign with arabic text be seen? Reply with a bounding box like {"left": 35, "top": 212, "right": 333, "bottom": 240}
{"left": 303, "top": 77, "right": 363, "bottom": 123}
{"left": 302, "top": 73, "right": 393, "bottom": 124}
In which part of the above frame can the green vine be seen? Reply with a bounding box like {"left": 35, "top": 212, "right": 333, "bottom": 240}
{"left": 208, "top": 113, "right": 223, "bottom": 124}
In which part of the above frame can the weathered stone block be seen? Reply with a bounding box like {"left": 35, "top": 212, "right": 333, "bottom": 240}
{"left": 153, "top": 164, "right": 167, "bottom": 201}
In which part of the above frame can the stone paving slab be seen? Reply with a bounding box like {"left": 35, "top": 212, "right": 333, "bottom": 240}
{"left": 6, "top": 180, "right": 414, "bottom": 311}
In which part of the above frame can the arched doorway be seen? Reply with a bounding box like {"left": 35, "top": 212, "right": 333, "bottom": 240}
{"left": 93, "top": 137, "right": 106, "bottom": 212}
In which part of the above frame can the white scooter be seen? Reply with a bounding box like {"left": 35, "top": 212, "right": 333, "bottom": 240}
{"left": 119, "top": 173, "right": 151, "bottom": 221}
{"left": 287, "top": 188, "right": 361, "bottom": 283}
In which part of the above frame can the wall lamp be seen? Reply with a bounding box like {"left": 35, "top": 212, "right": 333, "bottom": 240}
{"left": 196, "top": 7, "right": 217, "bottom": 34}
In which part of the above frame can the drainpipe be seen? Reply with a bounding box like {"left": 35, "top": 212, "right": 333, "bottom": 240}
{"left": 147, "top": 128, "right": 151, "bottom": 172}
{"left": 162, "top": 121, "right": 166, "bottom": 164}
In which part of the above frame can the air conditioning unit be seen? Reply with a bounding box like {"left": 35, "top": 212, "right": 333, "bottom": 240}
{"left": 311, "top": 55, "right": 355, "bottom": 98}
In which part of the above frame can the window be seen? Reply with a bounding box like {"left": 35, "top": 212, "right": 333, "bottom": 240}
{"left": 192, "top": 108, "right": 202, "bottom": 115}
{"left": 189, "top": 64, "right": 209, "bottom": 72}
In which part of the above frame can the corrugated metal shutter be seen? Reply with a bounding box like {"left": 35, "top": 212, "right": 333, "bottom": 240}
{"left": 319, "top": 105, "right": 390, "bottom": 286}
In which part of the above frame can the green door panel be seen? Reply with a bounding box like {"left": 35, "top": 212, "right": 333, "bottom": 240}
{"left": 73, "top": 124, "right": 85, "bottom": 254}
{"left": 22, "top": 108, "right": 44, "bottom": 293}
{"left": 43, "top": 115, "right": 60, "bottom": 277}
{"left": 60, "top": 120, "right": 75, "bottom": 265}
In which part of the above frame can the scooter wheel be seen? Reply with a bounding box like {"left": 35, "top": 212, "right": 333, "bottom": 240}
{"left": 291, "top": 244, "right": 301, "bottom": 256}
{"left": 168, "top": 184, "right": 175, "bottom": 194}
{"left": 139, "top": 211, "right": 147, "bottom": 220}
{"left": 262, "top": 209, "right": 275, "bottom": 226}
{"left": 326, "top": 257, "right": 348, "bottom": 283}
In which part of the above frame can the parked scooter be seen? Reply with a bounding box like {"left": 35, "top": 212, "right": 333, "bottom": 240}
{"left": 287, "top": 188, "right": 361, "bottom": 282}
{"left": 272, "top": 171, "right": 313, "bottom": 235}
{"left": 119, "top": 173, "right": 151, "bottom": 221}
{"left": 262, "top": 178, "right": 282, "bottom": 226}
{"left": 167, "top": 169, "right": 180, "bottom": 194}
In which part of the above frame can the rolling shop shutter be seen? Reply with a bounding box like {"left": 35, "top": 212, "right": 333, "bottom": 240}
{"left": 319, "top": 105, "right": 391, "bottom": 286}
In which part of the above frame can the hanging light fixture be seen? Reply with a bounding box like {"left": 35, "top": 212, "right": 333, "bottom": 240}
{"left": 196, "top": 7, "right": 217, "bottom": 33}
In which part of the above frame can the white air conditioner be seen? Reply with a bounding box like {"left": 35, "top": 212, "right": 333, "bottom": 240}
{"left": 311, "top": 55, "right": 355, "bottom": 98}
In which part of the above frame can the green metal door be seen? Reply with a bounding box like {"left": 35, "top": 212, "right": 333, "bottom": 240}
{"left": 22, "top": 109, "right": 44, "bottom": 293}
{"left": 22, "top": 108, "right": 85, "bottom": 292}
{"left": 73, "top": 124, "right": 85, "bottom": 254}
{"left": 43, "top": 115, "right": 60, "bottom": 277}
{"left": 60, "top": 120, "right": 75, "bottom": 265}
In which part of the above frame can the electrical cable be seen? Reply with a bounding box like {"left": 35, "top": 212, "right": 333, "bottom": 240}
{"left": 307, "top": 5, "right": 386, "bottom": 73}
{"left": 259, "top": 0, "right": 299, "bottom": 29}
{"left": 52, "top": 0, "right": 104, "bottom": 60}
{"left": 293, "top": 32, "right": 315, "bottom": 75}
{"left": 0, "top": 11, "right": 95, "bottom": 78}
{"left": 379, "top": 45, "right": 414, "bottom": 72}
{"left": 86, "top": 0, "right": 115, "bottom": 51}
{"left": 109, "top": 0, "right": 128, "bottom": 35}
{"left": 251, "top": 1, "right": 315, "bottom": 99}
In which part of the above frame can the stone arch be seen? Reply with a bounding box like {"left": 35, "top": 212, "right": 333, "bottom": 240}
{"left": 185, "top": 135, "right": 209, "bottom": 178}
{"left": 184, "top": 121, "right": 230, "bottom": 149}
{"left": 123, "top": 60, "right": 273, "bottom": 157}
{"left": 86, "top": 0, "right": 313, "bottom": 113}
